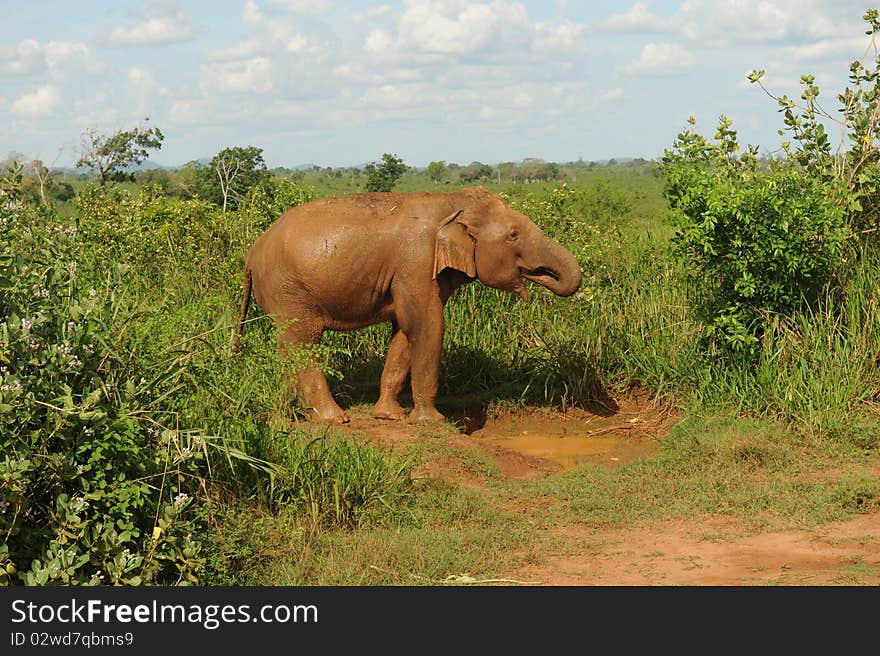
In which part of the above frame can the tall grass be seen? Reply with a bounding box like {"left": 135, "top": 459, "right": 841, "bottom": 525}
{"left": 687, "top": 250, "right": 880, "bottom": 442}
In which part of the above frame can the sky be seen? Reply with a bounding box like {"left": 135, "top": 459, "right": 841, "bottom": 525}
{"left": 0, "top": 0, "right": 876, "bottom": 169}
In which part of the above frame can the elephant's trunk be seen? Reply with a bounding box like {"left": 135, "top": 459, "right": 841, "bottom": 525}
{"left": 521, "top": 238, "right": 582, "bottom": 297}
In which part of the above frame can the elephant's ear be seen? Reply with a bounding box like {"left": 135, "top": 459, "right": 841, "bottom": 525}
{"left": 434, "top": 210, "right": 476, "bottom": 279}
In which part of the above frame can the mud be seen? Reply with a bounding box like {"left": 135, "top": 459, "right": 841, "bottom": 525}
{"left": 338, "top": 394, "right": 669, "bottom": 481}
{"left": 470, "top": 412, "right": 662, "bottom": 471}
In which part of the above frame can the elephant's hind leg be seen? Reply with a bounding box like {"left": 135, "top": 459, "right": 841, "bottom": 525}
{"left": 278, "top": 318, "right": 349, "bottom": 424}
{"left": 372, "top": 322, "right": 410, "bottom": 420}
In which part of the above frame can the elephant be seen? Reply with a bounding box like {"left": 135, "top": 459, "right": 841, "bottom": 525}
{"left": 233, "top": 186, "right": 582, "bottom": 424}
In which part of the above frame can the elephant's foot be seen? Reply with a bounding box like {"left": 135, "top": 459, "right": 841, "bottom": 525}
{"left": 372, "top": 400, "right": 408, "bottom": 421}
{"left": 409, "top": 407, "right": 445, "bottom": 424}
{"left": 309, "top": 404, "right": 349, "bottom": 424}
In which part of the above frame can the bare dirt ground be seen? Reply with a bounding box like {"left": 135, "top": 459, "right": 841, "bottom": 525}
{"left": 338, "top": 396, "right": 880, "bottom": 586}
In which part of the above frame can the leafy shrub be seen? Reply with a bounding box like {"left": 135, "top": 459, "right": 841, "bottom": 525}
{"left": 662, "top": 11, "right": 880, "bottom": 352}
{"left": 0, "top": 182, "right": 207, "bottom": 585}
{"left": 662, "top": 125, "right": 848, "bottom": 350}
{"left": 75, "top": 183, "right": 226, "bottom": 288}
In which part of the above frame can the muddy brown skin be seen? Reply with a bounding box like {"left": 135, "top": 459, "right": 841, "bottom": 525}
{"left": 235, "top": 186, "right": 582, "bottom": 424}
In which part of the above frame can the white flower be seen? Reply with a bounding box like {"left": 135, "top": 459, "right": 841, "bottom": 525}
{"left": 0, "top": 380, "right": 22, "bottom": 394}
{"left": 173, "top": 492, "right": 189, "bottom": 507}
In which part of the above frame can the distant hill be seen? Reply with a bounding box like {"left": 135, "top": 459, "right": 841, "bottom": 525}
{"left": 49, "top": 156, "right": 647, "bottom": 175}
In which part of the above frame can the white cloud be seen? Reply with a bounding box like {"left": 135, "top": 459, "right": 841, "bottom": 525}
{"left": 600, "top": 2, "right": 674, "bottom": 33}
{"left": 1, "top": 39, "right": 96, "bottom": 76}
{"left": 43, "top": 41, "right": 90, "bottom": 70}
{"left": 601, "top": 1, "right": 864, "bottom": 51}
{"left": 207, "top": 40, "right": 265, "bottom": 63}
{"left": 676, "top": 0, "right": 854, "bottom": 46}
{"left": 127, "top": 67, "right": 154, "bottom": 85}
{"left": 782, "top": 35, "right": 870, "bottom": 62}
{"left": 12, "top": 85, "right": 61, "bottom": 117}
{"left": 618, "top": 42, "right": 696, "bottom": 77}
{"left": 242, "top": 0, "right": 262, "bottom": 27}
{"left": 286, "top": 33, "right": 320, "bottom": 54}
{"left": 364, "top": 30, "right": 395, "bottom": 58}
{"left": 396, "top": 1, "right": 506, "bottom": 55}
{"left": 361, "top": 0, "right": 586, "bottom": 64}
{"left": 272, "top": 0, "right": 328, "bottom": 11}
{"left": 105, "top": 0, "right": 195, "bottom": 46}
{"left": 2, "top": 39, "right": 43, "bottom": 75}
{"left": 599, "top": 87, "right": 625, "bottom": 103}
{"left": 359, "top": 83, "right": 429, "bottom": 109}
{"left": 126, "top": 67, "right": 170, "bottom": 116}
{"left": 367, "top": 4, "right": 392, "bottom": 18}
{"left": 169, "top": 98, "right": 213, "bottom": 124}
{"left": 238, "top": 0, "right": 333, "bottom": 58}
{"left": 532, "top": 20, "right": 587, "bottom": 55}
{"left": 201, "top": 57, "right": 274, "bottom": 94}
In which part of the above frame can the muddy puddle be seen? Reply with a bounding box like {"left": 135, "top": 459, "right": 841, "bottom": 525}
{"left": 470, "top": 412, "right": 663, "bottom": 471}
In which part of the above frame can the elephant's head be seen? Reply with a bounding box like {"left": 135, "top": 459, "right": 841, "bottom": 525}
{"left": 434, "top": 187, "right": 582, "bottom": 301}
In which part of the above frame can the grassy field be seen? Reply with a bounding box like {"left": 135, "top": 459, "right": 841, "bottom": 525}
{"left": 3, "top": 161, "right": 879, "bottom": 585}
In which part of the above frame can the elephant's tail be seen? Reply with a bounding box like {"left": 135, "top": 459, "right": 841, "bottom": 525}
{"left": 232, "top": 264, "right": 252, "bottom": 353}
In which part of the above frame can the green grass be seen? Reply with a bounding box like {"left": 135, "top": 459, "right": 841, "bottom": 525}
{"left": 517, "top": 415, "right": 873, "bottom": 529}
{"left": 204, "top": 477, "right": 538, "bottom": 585}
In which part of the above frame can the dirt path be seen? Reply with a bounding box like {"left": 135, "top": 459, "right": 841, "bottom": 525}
{"left": 338, "top": 397, "right": 880, "bottom": 586}
{"left": 510, "top": 514, "right": 880, "bottom": 585}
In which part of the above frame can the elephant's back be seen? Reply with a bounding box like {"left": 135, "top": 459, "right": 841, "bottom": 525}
{"left": 278, "top": 191, "right": 447, "bottom": 226}
{"left": 248, "top": 191, "right": 437, "bottom": 283}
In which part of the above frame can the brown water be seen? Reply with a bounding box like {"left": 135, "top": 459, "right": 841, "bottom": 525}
{"left": 471, "top": 415, "right": 661, "bottom": 470}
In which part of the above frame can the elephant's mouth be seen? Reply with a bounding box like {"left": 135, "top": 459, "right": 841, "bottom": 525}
{"left": 513, "top": 266, "right": 562, "bottom": 302}
{"left": 520, "top": 266, "right": 561, "bottom": 287}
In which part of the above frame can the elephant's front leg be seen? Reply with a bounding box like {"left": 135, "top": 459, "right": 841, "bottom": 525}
{"left": 372, "top": 322, "right": 410, "bottom": 420}
{"left": 396, "top": 293, "right": 445, "bottom": 424}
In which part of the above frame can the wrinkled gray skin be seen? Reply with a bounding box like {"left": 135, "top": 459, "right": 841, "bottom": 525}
{"left": 235, "top": 186, "right": 582, "bottom": 424}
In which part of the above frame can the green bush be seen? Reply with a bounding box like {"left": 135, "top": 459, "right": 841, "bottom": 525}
{"left": 662, "top": 126, "right": 848, "bottom": 351}
{"left": 663, "top": 11, "right": 880, "bottom": 352}
{"left": 0, "top": 184, "right": 207, "bottom": 585}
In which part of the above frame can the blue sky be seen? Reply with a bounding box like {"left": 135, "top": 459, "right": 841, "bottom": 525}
{"left": 0, "top": 1, "right": 875, "bottom": 168}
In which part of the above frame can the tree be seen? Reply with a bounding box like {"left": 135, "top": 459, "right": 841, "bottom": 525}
{"left": 75, "top": 119, "right": 164, "bottom": 186}
{"left": 459, "top": 161, "right": 494, "bottom": 183}
{"left": 496, "top": 161, "right": 519, "bottom": 183}
{"left": 28, "top": 159, "right": 53, "bottom": 206}
{"left": 426, "top": 160, "right": 447, "bottom": 183}
{"left": 364, "top": 153, "right": 407, "bottom": 192}
{"left": 199, "top": 146, "right": 269, "bottom": 212}
{"left": 51, "top": 181, "right": 75, "bottom": 202}
{"left": 135, "top": 168, "right": 172, "bottom": 192}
